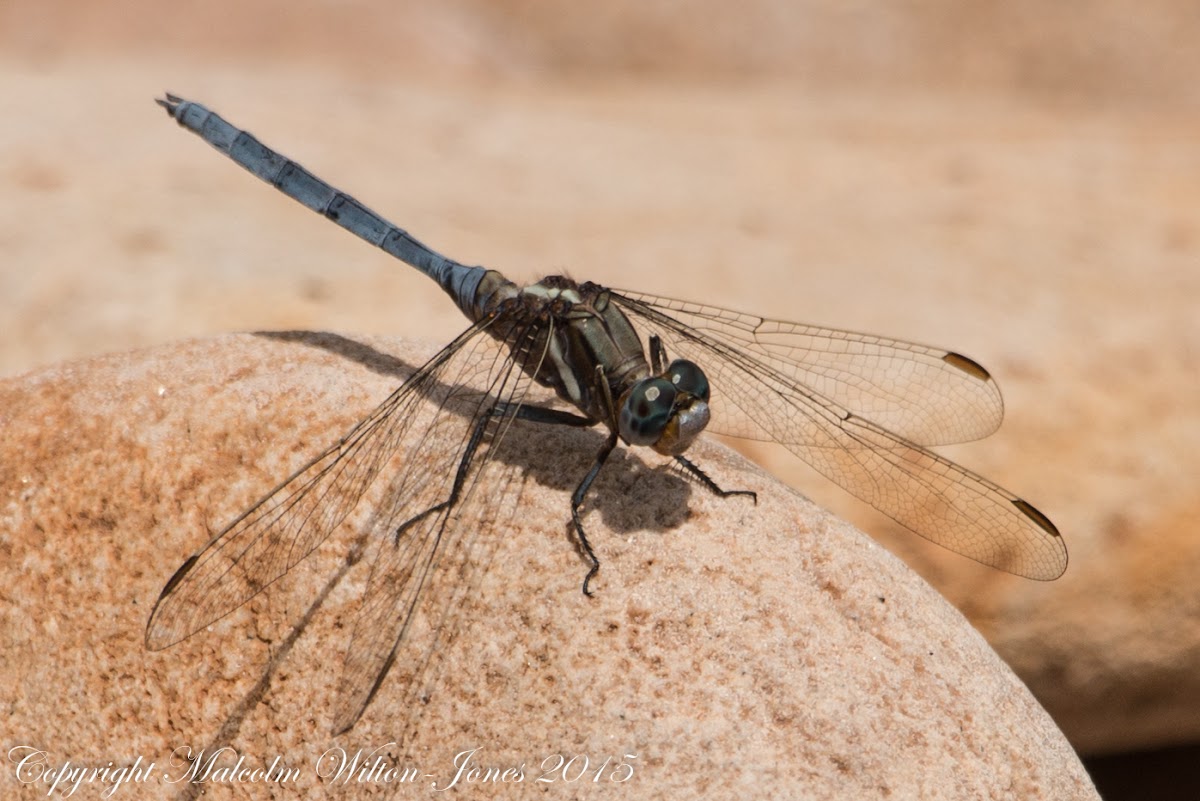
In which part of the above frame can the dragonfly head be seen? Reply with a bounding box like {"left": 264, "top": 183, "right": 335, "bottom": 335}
{"left": 618, "top": 359, "right": 711, "bottom": 456}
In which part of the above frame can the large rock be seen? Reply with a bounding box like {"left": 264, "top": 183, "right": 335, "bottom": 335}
{"left": 0, "top": 335, "right": 1096, "bottom": 799}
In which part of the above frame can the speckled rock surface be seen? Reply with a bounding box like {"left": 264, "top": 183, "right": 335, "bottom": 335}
{"left": 0, "top": 336, "right": 1096, "bottom": 799}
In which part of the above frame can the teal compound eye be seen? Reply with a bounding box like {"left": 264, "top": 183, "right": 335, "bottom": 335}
{"left": 618, "top": 377, "right": 677, "bottom": 446}
{"left": 665, "top": 359, "right": 709, "bottom": 402}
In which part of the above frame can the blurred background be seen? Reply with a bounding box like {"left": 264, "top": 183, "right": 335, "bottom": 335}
{"left": 2, "top": 2, "right": 1197, "bottom": 796}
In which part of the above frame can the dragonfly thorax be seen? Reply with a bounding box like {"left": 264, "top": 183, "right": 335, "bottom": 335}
{"left": 482, "top": 274, "right": 713, "bottom": 457}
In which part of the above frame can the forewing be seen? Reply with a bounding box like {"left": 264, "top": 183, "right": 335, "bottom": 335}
{"left": 331, "top": 312, "right": 554, "bottom": 733}
{"left": 613, "top": 290, "right": 1003, "bottom": 446}
{"left": 144, "top": 320, "right": 498, "bottom": 651}
{"left": 612, "top": 291, "right": 1067, "bottom": 580}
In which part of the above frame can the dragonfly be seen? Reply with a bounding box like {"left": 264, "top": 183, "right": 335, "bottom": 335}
{"left": 145, "top": 94, "right": 1067, "bottom": 734}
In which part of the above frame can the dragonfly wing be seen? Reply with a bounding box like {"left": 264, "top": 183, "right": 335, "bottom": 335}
{"left": 612, "top": 291, "right": 1067, "bottom": 580}
{"left": 613, "top": 290, "right": 1003, "bottom": 446}
{"left": 144, "top": 319, "right": 500, "bottom": 650}
{"left": 148, "top": 312, "right": 558, "bottom": 731}
{"left": 330, "top": 312, "right": 555, "bottom": 733}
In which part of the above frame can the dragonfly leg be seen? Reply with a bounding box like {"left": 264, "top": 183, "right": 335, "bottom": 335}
{"left": 510, "top": 405, "right": 595, "bottom": 428}
{"left": 390, "top": 398, "right": 502, "bottom": 545}
{"left": 389, "top": 398, "right": 591, "bottom": 548}
{"left": 506, "top": 402, "right": 612, "bottom": 595}
{"left": 648, "top": 335, "right": 668, "bottom": 373}
{"left": 674, "top": 455, "right": 757, "bottom": 503}
{"left": 568, "top": 431, "right": 620, "bottom": 597}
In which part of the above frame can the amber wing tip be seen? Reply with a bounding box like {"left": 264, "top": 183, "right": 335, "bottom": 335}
{"left": 942, "top": 351, "right": 993, "bottom": 383}
{"left": 1011, "top": 498, "right": 1068, "bottom": 580}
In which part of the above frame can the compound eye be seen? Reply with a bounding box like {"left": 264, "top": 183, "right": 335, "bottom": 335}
{"left": 666, "top": 359, "right": 709, "bottom": 402}
{"left": 618, "top": 377, "right": 677, "bottom": 446}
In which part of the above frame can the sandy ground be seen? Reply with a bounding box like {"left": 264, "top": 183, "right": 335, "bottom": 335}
{"left": 3, "top": 0, "right": 1199, "bottom": 782}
